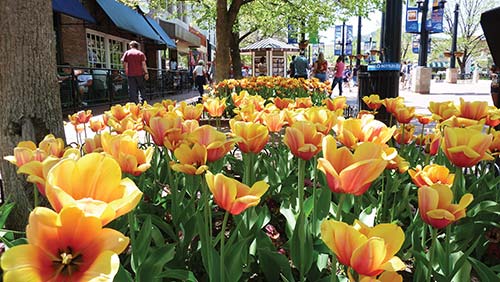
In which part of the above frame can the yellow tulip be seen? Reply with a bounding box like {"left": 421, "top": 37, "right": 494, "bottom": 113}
{"left": 170, "top": 143, "right": 209, "bottom": 175}
{"left": 45, "top": 153, "right": 143, "bottom": 225}
{"left": 1, "top": 206, "right": 128, "bottom": 282}
{"left": 205, "top": 171, "right": 269, "bottom": 215}
{"left": 428, "top": 101, "right": 459, "bottom": 122}
{"left": 317, "top": 135, "right": 387, "bottom": 195}
{"left": 101, "top": 130, "right": 153, "bottom": 176}
{"left": 230, "top": 119, "right": 269, "bottom": 154}
{"left": 204, "top": 97, "right": 227, "bottom": 118}
{"left": 188, "top": 125, "right": 235, "bottom": 162}
{"left": 408, "top": 164, "right": 454, "bottom": 188}
{"left": 459, "top": 97, "right": 488, "bottom": 121}
{"left": 441, "top": 126, "right": 493, "bottom": 167}
{"left": 283, "top": 120, "right": 324, "bottom": 161}
{"left": 321, "top": 219, "right": 405, "bottom": 277}
{"left": 418, "top": 184, "right": 473, "bottom": 229}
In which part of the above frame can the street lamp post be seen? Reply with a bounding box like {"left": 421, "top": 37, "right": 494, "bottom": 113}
{"left": 417, "top": 0, "right": 430, "bottom": 67}
{"left": 450, "top": 3, "right": 459, "bottom": 69}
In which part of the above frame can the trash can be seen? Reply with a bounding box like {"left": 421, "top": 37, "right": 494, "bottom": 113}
{"left": 357, "top": 65, "right": 370, "bottom": 111}
{"left": 357, "top": 63, "right": 400, "bottom": 124}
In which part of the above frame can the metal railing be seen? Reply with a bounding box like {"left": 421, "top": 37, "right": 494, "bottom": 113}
{"left": 57, "top": 65, "right": 193, "bottom": 112}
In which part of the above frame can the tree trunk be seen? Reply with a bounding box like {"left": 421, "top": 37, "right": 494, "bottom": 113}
{"left": 230, "top": 31, "right": 243, "bottom": 79}
{"left": 0, "top": 0, "right": 65, "bottom": 231}
{"left": 215, "top": 0, "right": 232, "bottom": 82}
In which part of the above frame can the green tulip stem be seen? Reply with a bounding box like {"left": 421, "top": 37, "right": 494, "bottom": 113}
{"left": 298, "top": 158, "right": 306, "bottom": 282}
{"left": 453, "top": 167, "right": 464, "bottom": 199}
{"left": 220, "top": 211, "right": 229, "bottom": 282}
{"left": 312, "top": 156, "right": 318, "bottom": 234}
{"left": 33, "top": 184, "right": 39, "bottom": 209}
{"left": 420, "top": 123, "right": 425, "bottom": 149}
{"left": 444, "top": 225, "right": 451, "bottom": 279}
{"left": 83, "top": 123, "right": 88, "bottom": 140}
{"left": 429, "top": 227, "right": 438, "bottom": 282}
{"left": 128, "top": 211, "right": 136, "bottom": 246}
{"left": 216, "top": 116, "right": 221, "bottom": 131}
{"left": 336, "top": 193, "right": 346, "bottom": 221}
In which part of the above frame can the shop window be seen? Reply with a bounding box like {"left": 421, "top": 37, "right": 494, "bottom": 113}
{"left": 86, "top": 30, "right": 127, "bottom": 69}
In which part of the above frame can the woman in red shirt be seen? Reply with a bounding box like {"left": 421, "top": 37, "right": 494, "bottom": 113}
{"left": 313, "top": 52, "right": 328, "bottom": 82}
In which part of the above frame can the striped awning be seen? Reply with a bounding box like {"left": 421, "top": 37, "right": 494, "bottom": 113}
{"left": 241, "top": 38, "right": 299, "bottom": 52}
{"left": 429, "top": 61, "right": 449, "bottom": 68}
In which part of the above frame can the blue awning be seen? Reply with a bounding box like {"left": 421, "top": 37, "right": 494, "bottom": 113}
{"left": 52, "top": 0, "right": 96, "bottom": 23}
{"left": 145, "top": 16, "right": 176, "bottom": 49}
{"left": 96, "top": 0, "right": 164, "bottom": 43}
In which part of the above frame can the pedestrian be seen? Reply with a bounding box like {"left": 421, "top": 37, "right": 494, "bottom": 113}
{"left": 312, "top": 52, "right": 328, "bottom": 82}
{"left": 490, "top": 64, "right": 500, "bottom": 108}
{"left": 352, "top": 65, "right": 358, "bottom": 87}
{"left": 193, "top": 60, "right": 207, "bottom": 99}
{"left": 294, "top": 50, "right": 309, "bottom": 79}
{"left": 400, "top": 61, "right": 407, "bottom": 87}
{"left": 121, "top": 40, "right": 149, "bottom": 103}
{"left": 331, "top": 55, "right": 345, "bottom": 96}
{"left": 288, "top": 55, "right": 296, "bottom": 78}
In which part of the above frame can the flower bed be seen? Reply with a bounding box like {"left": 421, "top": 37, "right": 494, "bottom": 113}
{"left": 2, "top": 79, "right": 500, "bottom": 281}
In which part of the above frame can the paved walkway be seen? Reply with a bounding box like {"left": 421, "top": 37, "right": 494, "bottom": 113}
{"left": 64, "top": 79, "right": 492, "bottom": 144}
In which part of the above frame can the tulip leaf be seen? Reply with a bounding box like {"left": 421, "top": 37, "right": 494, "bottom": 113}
{"left": 468, "top": 257, "right": 500, "bottom": 281}
{"left": 448, "top": 251, "right": 471, "bottom": 282}
{"left": 157, "top": 268, "right": 197, "bottom": 281}
{"left": 280, "top": 201, "right": 297, "bottom": 233}
{"left": 136, "top": 244, "right": 176, "bottom": 282}
{"left": 133, "top": 215, "right": 152, "bottom": 268}
{"left": 115, "top": 264, "right": 133, "bottom": 282}
{"left": 258, "top": 248, "right": 294, "bottom": 281}
{"left": 469, "top": 200, "right": 500, "bottom": 216}
{"left": 315, "top": 187, "right": 332, "bottom": 220}
{"left": 290, "top": 213, "right": 313, "bottom": 278}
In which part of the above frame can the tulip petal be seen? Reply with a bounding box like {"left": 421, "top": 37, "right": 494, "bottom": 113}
{"left": 380, "top": 256, "right": 406, "bottom": 272}
{"left": 351, "top": 237, "right": 387, "bottom": 276}
{"left": 368, "top": 224, "right": 405, "bottom": 260}
{"left": 79, "top": 251, "right": 121, "bottom": 282}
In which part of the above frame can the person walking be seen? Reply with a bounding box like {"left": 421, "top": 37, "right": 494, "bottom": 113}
{"left": 288, "top": 55, "right": 296, "bottom": 78}
{"left": 257, "top": 56, "right": 267, "bottom": 76}
{"left": 121, "top": 41, "right": 149, "bottom": 103}
{"left": 331, "top": 55, "right": 345, "bottom": 96}
{"left": 193, "top": 60, "right": 207, "bottom": 99}
{"left": 294, "top": 50, "right": 309, "bottom": 79}
{"left": 312, "top": 52, "right": 328, "bottom": 82}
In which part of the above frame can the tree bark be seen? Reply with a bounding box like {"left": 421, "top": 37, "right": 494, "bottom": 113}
{"left": 230, "top": 31, "right": 243, "bottom": 79}
{"left": 0, "top": 0, "right": 65, "bottom": 231}
{"left": 215, "top": 0, "right": 244, "bottom": 82}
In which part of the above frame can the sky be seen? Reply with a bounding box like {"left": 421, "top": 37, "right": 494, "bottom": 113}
{"left": 319, "top": 11, "right": 383, "bottom": 44}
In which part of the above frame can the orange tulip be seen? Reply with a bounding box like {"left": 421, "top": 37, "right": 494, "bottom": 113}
{"left": 205, "top": 171, "right": 269, "bottom": 215}
{"left": 4, "top": 141, "right": 43, "bottom": 167}
{"left": 83, "top": 134, "right": 103, "bottom": 154}
{"left": 231, "top": 90, "right": 248, "bottom": 108}
{"left": 107, "top": 104, "right": 130, "bottom": 122}
{"left": 362, "top": 94, "right": 383, "bottom": 111}
{"left": 261, "top": 110, "right": 287, "bottom": 133}
{"left": 302, "top": 107, "right": 337, "bottom": 135}
{"left": 416, "top": 114, "right": 433, "bottom": 125}
{"left": 294, "top": 97, "right": 313, "bottom": 109}
{"left": 359, "top": 271, "right": 403, "bottom": 282}
{"left": 0, "top": 206, "right": 128, "bottom": 282}
{"left": 101, "top": 130, "right": 154, "bottom": 176}
{"left": 176, "top": 101, "right": 204, "bottom": 120}
{"left": 408, "top": 164, "right": 454, "bottom": 187}
{"left": 459, "top": 97, "right": 488, "bottom": 121}
{"left": 204, "top": 97, "right": 227, "bottom": 117}
{"left": 45, "top": 153, "right": 143, "bottom": 225}
{"left": 317, "top": 135, "right": 387, "bottom": 195}
{"left": 145, "top": 114, "right": 184, "bottom": 146}
{"left": 323, "top": 96, "right": 347, "bottom": 113}
{"left": 418, "top": 184, "right": 473, "bottom": 229}
{"left": 273, "top": 97, "right": 294, "bottom": 110}
{"left": 230, "top": 119, "right": 269, "bottom": 154}
{"left": 439, "top": 115, "right": 482, "bottom": 128}
{"left": 489, "top": 130, "right": 500, "bottom": 155}
{"left": 393, "top": 124, "right": 415, "bottom": 145}
{"left": 89, "top": 117, "right": 106, "bottom": 133}
{"left": 188, "top": 125, "right": 235, "bottom": 162}
{"left": 170, "top": 143, "right": 209, "bottom": 175}
{"left": 283, "top": 120, "right": 324, "bottom": 161}
{"left": 441, "top": 126, "right": 493, "bottom": 167}
{"left": 17, "top": 149, "right": 80, "bottom": 196}
{"left": 38, "top": 134, "right": 66, "bottom": 158}
{"left": 321, "top": 219, "right": 405, "bottom": 277}
{"left": 334, "top": 114, "right": 395, "bottom": 149}
{"left": 382, "top": 97, "right": 404, "bottom": 114}
{"left": 68, "top": 110, "right": 92, "bottom": 125}
{"left": 428, "top": 101, "right": 459, "bottom": 122}
{"left": 392, "top": 106, "right": 415, "bottom": 124}
{"left": 485, "top": 107, "right": 500, "bottom": 127}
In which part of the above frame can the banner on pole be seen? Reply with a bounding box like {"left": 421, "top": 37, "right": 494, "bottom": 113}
{"left": 334, "top": 25, "right": 342, "bottom": 56}
{"left": 287, "top": 24, "right": 298, "bottom": 44}
{"left": 406, "top": 7, "right": 419, "bottom": 33}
